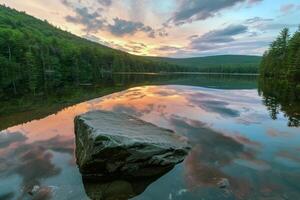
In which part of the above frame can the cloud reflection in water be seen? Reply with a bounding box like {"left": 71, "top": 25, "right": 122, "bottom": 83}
{"left": 0, "top": 85, "right": 300, "bottom": 199}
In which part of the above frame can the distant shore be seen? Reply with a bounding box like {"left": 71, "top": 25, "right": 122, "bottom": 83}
{"left": 114, "top": 72, "right": 260, "bottom": 76}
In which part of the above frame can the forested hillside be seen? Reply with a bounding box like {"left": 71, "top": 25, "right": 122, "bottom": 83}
{"left": 0, "top": 5, "right": 265, "bottom": 100}
{"left": 0, "top": 5, "right": 187, "bottom": 98}
{"left": 149, "top": 55, "right": 262, "bottom": 73}
{"left": 260, "top": 27, "right": 300, "bottom": 81}
{"left": 259, "top": 27, "right": 300, "bottom": 126}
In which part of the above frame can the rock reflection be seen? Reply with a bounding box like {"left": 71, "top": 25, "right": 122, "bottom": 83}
{"left": 0, "top": 85, "right": 299, "bottom": 199}
{"left": 81, "top": 176, "right": 162, "bottom": 200}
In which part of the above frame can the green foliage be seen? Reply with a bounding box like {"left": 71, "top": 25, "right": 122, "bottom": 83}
{"left": 0, "top": 5, "right": 185, "bottom": 98}
{"left": 259, "top": 27, "right": 300, "bottom": 127}
{"left": 148, "top": 55, "right": 262, "bottom": 73}
{"left": 258, "top": 77, "right": 300, "bottom": 127}
{"left": 260, "top": 27, "right": 300, "bottom": 80}
{"left": 0, "top": 5, "right": 264, "bottom": 100}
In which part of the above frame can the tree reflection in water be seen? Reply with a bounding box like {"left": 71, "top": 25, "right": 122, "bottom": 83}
{"left": 258, "top": 77, "right": 300, "bottom": 127}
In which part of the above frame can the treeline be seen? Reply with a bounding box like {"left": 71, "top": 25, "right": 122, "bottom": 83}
{"left": 259, "top": 27, "right": 300, "bottom": 127}
{"left": 0, "top": 5, "right": 187, "bottom": 98}
{"left": 260, "top": 27, "right": 300, "bottom": 81}
{"left": 150, "top": 55, "right": 261, "bottom": 73}
{"left": 194, "top": 64, "right": 258, "bottom": 73}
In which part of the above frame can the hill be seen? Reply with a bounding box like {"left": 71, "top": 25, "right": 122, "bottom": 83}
{"left": 147, "top": 55, "right": 262, "bottom": 73}
{"left": 0, "top": 5, "right": 262, "bottom": 99}
{"left": 0, "top": 5, "right": 184, "bottom": 98}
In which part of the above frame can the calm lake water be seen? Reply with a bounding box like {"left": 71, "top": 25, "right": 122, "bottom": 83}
{"left": 0, "top": 74, "right": 299, "bottom": 200}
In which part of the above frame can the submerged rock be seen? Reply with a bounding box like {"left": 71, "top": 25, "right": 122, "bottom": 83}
{"left": 74, "top": 110, "right": 190, "bottom": 179}
{"left": 217, "top": 178, "right": 230, "bottom": 189}
{"left": 28, "top": 185, "right": 40, "bottom": 196}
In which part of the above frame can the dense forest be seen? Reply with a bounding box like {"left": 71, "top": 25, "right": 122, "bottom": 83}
{"left": 0, "top": 5, "right": 265, "bottom": 100}
{"left": 150, "top": 55, "right": 261, "bottom": 73}
{"left": 260, "top": 27, "right": 300, "bottom": 81}
{"left": 0, "top": 5, "right": 190, "bottom": 98}
{"left": 259, "top": 27, "right": 300, "bottom": 127}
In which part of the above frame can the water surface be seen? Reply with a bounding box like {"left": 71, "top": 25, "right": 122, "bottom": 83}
{"left": 0, "top": 74, "right": 299, "bottom": 200}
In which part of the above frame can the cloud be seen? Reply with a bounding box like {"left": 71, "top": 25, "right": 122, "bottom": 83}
{"left": 60, "top": 0, "right": 271, "bottom": 56}
{"left": 168, "top": 37, "right": 269, "bottom": 58}
{"left": 83, "top": 34, "right": 103, "bottom": 43}
{"left": 0, "top": 131, "right": 27, "bottom": 148}
{"left": 190, "top": 99, "right": 240, "bottom": 117}
{"left": 108, "top": 18, "right": 156, "bottom": 38}
{"left": 280, "top": 4, "right": 296, "bottom": 14}
{"left": 65, "top": 7, "right": 106, "bottom": 33}
{"left": 166, "top": 23, "right": 272, "bottom": 57}
{"left": 157, "top": 28, "right": 169, "bottom": 37}
{"left": 129, "top": 41, "right": 147, "bottom": 48}
{"left": 63, "top": 1, "right": 159, "bottom": 38}
{"left": 247, "top": 0, "right": 263, "bottom": 4}
{"left": 245, "top": 17, "right": 298, "bottom": 33}
{"left": 125, "top": 42, "right": 149, "bottom": 53}
{"left": 156, "top": 45, "right": 180, "bottom": 52}
{"left": 245, "top": 17, "right": 273, "bottom": 24}
{"left": 83, "top": 35, "right": 147, "bottom": 53}
{"left": 188, "top": 35, "right": 199, "bottom": 40}
{"left": 167, "top": 0, "right": 263, "bottom": 26}
{"left": 61, "top": 0, "right": 73, "bottom": 7}
{"left": 62, "top": 0, "right": 111, "bottom": 7}
{"left": 252, "top": 22, "right": 298, "bottom": 31}
{"left": 128, "top": 0, "right": 146, "bottom": 22}
{"left": 190, "top": 24, "right": 248, "bottom": 50}
{"left": 262, "top": 23, "right": 298, "bottom": 30}
{"left": 83, "top": 33, "right": 115, "bottom": 47}
{"left": 1, "top": 139, "right": 62, "bottom": 199}
{"left": 97, "top": 0, "right": 112, "bottom": 7}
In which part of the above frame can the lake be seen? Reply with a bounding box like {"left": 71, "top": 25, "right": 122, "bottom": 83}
{"left": 0, "top": 74, "right": 299, "bottom": 200}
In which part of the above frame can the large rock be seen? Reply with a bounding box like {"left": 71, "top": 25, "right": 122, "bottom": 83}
{"left": 74, "top": 110, "right": 190, "bottom": 179}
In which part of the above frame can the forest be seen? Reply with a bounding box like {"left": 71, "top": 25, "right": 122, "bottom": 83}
{"left": 260, "top": 26, "right": 300, "bottom": 97}
{"left": 0, "top": 5, "right": 191, "bottom": 99}
{"left": 259, "top": 27, "right": 300, "bottom": 127}
{"left": 0, "top": 5, "right": 264, "bottom": 100}
{"left": 260, "top": 27, "right": 300, "bottom": 82}
{"left": 151, "top": 55, "right": 261, "bottom": 73}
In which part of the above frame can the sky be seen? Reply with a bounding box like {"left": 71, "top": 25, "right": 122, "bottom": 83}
{"left": 1, "top": 0, "right": 299, "bottom": 58}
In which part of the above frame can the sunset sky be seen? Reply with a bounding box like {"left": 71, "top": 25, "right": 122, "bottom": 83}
{"left": 1, "top": 0, "right": 299, "bottom": 57}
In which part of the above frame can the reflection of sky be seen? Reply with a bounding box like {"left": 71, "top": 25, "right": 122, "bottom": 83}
{"left": 0, "top": 85, "right": 300, "bottom": 199}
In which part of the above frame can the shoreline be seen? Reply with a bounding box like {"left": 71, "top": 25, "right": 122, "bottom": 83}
{"left": 113, "top": 72, "right": 260, "bottom": 76}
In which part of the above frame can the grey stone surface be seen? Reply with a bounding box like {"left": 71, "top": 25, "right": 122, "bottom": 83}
{"left": 74, "top": 110, "right": 190, "bottom": 178}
